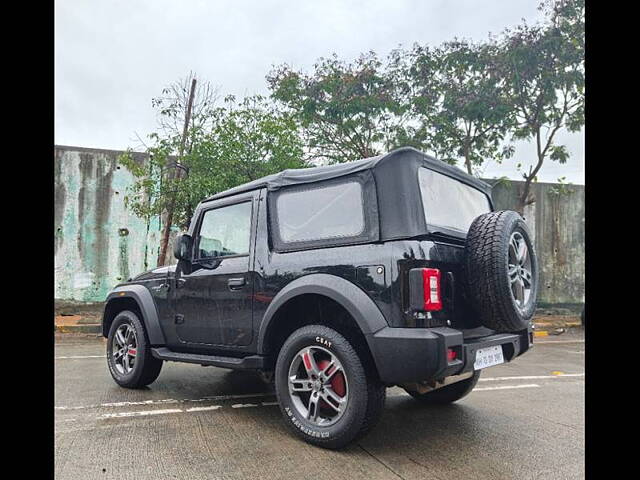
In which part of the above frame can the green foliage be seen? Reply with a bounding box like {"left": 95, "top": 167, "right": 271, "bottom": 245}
{"left": 121, "top": 0, "right": 584, "bottom": 228}
{"left": 497, "top": 0, "right": 584, "bottom": 169}
{"left": 267, "top": 52, "right": 411, "bottom": 163}
{"left": 492, "top": 0, "right": 584, "bottom": 210}
{"left": 492, "top": 176, "right": 513, "bottom": 189}
{"left": 405, "top": 39, "right": 515, "bottom": 174}
{"left": 120, "top": 95, "right": 306, "bottom": 229}
{"left": 547, "top": 176, "right": 575, "bottom": 196}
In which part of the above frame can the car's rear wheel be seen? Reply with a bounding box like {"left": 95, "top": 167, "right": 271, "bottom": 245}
{"left": 107, "top": 310, "right": 163, "bottom": 388}
{"left": 405, "top": 371, "right": 481, "bottom": 404}
{"left": 275, "top": 325, "right": 385, "bottom": 449}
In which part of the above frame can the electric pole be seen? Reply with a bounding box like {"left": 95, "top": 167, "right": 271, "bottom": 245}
{"left": 157, "top": 77, "right": 197, "bottom": 266}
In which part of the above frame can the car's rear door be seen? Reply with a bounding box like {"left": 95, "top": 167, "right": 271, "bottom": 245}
{"left": 173, "top": 191, "right": 258, "bottom": 347}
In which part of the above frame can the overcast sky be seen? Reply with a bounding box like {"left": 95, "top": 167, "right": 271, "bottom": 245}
{"left": 55, "top": 0, "right": 584, "bottom": 184}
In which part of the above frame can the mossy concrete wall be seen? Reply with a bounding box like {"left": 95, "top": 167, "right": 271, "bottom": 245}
{"left": 54, "top": 145, "right": 584, "bottom": 307}
{"left": 490, "top": 180, "right": 585, "bottom": 307}
{"left": 54, "top": 146, "right": 164, "bottom": 301}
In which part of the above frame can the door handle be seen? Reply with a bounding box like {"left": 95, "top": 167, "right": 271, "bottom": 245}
{"left": 227, "top": 278, "right": 246, "bottom": 290}
{"left": 151, "top": 283, "right": 170, "bottom": 292}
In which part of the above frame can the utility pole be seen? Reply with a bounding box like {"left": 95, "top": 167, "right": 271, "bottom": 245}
{"left": 157, "top": 77, "right": 197, "bottom": 266}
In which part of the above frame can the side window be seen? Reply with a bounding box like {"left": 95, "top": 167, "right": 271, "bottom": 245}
{"left": 196, "top": 201, "right": 252, "bottom": 259}
{"left": 276, "top": 181, "right": 365, "bottom": 243}
{"left": 418, "top": 167, "right": 491, "bottom": 233}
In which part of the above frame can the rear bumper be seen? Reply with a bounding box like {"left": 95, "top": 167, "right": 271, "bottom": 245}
{"left": 368, "top": 325, "right": 533, "bottom": 385}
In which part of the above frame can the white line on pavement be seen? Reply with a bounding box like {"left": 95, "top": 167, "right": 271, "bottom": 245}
{"left": 63, "top": 382, "right": 573, "bottom": 423}
{"left": 185, "top": 405, "right": 222, "bottom": 413}
{"left": 55, "top": 392, "right": 274, "bottom": 411}
{"left": 480, "top": 373, "right": 584, "bottom": 382}
{"left": 101, "top": 409, "right": 183, "bottom": 419}
{"left": 55, "top": 374, "right": 583, "bottom": 413}
{"left": 55, "top": 355, "right": 104, "bottom": 359}
{"left": 534, "top": 340, "right": 585, "bottom": 344}
{"left": 473, "top": 384, "right": 540, "bottom": 392}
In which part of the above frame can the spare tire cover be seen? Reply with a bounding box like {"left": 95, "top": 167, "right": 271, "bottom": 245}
{"left": 464, "top": 210, "right": 538, "bottom": 332}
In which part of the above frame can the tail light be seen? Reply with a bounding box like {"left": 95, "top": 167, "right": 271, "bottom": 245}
{"left": 409, "top": 267, "right": 443, "bottom": 312}
{"left": 447, "top": 348, "right": 457, "bottom": 362}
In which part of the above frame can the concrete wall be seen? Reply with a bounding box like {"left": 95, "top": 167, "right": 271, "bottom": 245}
{"left": 54, "top": 145, "right": 584, "bottom": 306}
{"left": 54, "top": 146, "right": 164, "bottom": 301}
{"left": 490, "top": 180, "right": 585, "bottom": 307}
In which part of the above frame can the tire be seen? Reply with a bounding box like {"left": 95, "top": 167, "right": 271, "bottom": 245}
{"left": 106, "top": 310, "right": 163, "bottom": 389}
{"left": 275, "top": 325, "right": 385, "bottom": 449}
{"left": 465, "top": 210, "right": 539, "bottom": 332}
{"left": 405, "top": 371, "right": 481, "bottom": 404}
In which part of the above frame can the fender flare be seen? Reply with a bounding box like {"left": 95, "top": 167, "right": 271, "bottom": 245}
{"left": 256, "top": 273, "right": 388, "bottom": 357}
{"left": 103, "top": 285, "right": 166, "bottom": 345}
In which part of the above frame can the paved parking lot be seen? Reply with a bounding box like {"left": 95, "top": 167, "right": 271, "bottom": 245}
{"left": 55, "top": 330, "right": 584, "bottom": 480}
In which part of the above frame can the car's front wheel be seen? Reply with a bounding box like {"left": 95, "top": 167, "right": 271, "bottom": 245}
{"left": 275, "top": 325, "right": 384, "bottom": 449}
{"left": 106, "top": 310, "right": 163, "bottom": 389}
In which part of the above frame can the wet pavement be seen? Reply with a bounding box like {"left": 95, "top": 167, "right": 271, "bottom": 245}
{"left": 55, "top": 329, "right": 584, "bottom": 479}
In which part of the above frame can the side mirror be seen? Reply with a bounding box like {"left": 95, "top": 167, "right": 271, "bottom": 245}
{"left": 173, "top": 233, "right": 193, "bottom": 262}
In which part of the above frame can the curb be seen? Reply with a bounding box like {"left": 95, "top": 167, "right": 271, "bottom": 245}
{"left": 55, "top": 324, "right": 102, "bottom": 334}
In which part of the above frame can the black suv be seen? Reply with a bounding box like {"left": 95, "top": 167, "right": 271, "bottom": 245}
{"left": 103, "top": 147, "right": 538, "bottom": 448}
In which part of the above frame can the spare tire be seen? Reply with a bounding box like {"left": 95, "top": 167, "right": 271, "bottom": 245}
{"left": 464, "top": 210, "right": 539, "bottom": 332}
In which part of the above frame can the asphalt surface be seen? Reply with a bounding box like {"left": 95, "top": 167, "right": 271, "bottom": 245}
{"left": 55, "top": 329, "right": 584, "bottom": 480}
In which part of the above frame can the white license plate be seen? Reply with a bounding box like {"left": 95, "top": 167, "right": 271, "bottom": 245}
{"left": 473, "top": 345, "right": 505, "bottom": 370}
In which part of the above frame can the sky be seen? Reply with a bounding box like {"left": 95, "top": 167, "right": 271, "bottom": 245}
{"left": 55, "top": 0, "right": 584, "bottom": 184}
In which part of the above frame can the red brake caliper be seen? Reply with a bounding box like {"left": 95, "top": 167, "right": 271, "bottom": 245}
{"left": 317, "top": 359, "right": 346, "bottom": 409}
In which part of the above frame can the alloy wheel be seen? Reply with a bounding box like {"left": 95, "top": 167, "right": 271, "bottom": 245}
{"left": 287, "top": 346, "right": 348, "bottom": 427}
{"left": 507, "top": 231, "right": 533, "bottom": 310}
{"left": 112, "top": 323, "right": 138, "bottom": 375}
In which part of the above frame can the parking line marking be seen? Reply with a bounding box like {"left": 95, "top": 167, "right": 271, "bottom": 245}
{"left": 101, "top": 408, "right": 183, "bottom": 419}
{"left": 480, "top": 373, "right": 584, "bottom": 382}
{"left": 57, "top": 374, "right": 584, "bottom": 416}
{"left": 474, "top": 384, "right": 540, "bottom": 391}
{"left": 55, "top": 392, "right": 274, "bottom": 411}
{"left": 185, "top": 405, "right": 222, "bottom": 413}
{"left": 78, "top": 383, "right": 564, "bottom": 422}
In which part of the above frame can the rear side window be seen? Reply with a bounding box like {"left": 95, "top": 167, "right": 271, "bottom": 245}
{"left": 276, "top": 181, "right": 365, "bottom": 243}
{"left": 418, "top": 167, "right": 491, "bottom": 234}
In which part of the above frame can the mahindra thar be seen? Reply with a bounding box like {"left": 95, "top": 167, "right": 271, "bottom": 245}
{"left": 103, "top": 147, "right": 538, "bottom": 449}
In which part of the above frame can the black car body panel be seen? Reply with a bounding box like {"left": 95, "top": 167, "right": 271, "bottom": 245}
{"left": 103, "top": 147, "right": 532, "bottom": 385}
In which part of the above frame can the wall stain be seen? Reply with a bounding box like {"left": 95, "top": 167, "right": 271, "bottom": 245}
{"left": 92, "top": 153, "right": 115, "bottom": 297}
{"left": 54, "top": 149, "right": 66, "bottom": 255}
{"left": 118, "top": 230, "right": 130, "bottom": 281}
{"left": 76, "top": 153, "right": 93, "bottom": 260}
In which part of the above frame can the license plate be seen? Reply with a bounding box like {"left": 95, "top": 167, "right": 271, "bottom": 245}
{"left": 473, "top": 345, "right": 505, "bottom": 370}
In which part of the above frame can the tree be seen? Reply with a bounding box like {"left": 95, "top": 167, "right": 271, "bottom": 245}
{"left": 497, "top": 0, "right": 584, "bottom": 213}
{"left": 267, "top": 52, "right": 410, "bottom": 164}
{"left": 150, "top": 71, "right": 220, "bottom": 147}
{"left": 120, "top": 94, "right": 306, "bottom": 264}
{"left": 406, "top": 40, "right": 515, "bottom": 175}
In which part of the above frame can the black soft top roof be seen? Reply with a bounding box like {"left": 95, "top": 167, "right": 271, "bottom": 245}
{"left": 205, "top": 146, "right": 492, "bottom": 202}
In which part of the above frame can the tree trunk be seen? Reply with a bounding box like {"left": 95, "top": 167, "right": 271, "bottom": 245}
{"left": 517, "top": 181, "right": 534, "bottom": 216}
{"left": 463, "top": 141, "right": 472, "bottom": 175}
